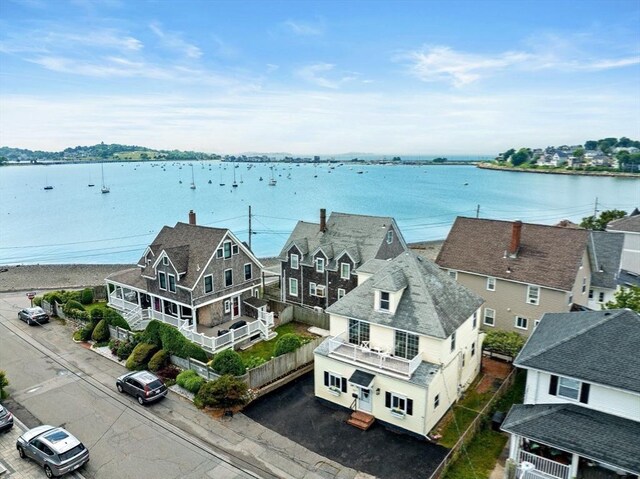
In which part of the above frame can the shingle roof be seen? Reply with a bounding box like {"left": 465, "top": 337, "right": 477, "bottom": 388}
{"left": 607, "top": 212, "right": 640, "bottom": 233}
{"left": 515, "top": 309, "right": 640, "bottom": 393}
{"left": 138, "top": 222, "right": 228, "bottom": 289}
{"left": 326, "top": 251, "right": 483, "bottom": 339}
{"left": 501, "top": 403, "right": 640, "bottom": 474}
{"left": 588, "top": 231, "right": 623, "bottom": 289}
{"left": 279, "top": 212, "right": 406, "bottom": 267}
{"left": 436, "top": 217, "right": 590, "bottom": 291}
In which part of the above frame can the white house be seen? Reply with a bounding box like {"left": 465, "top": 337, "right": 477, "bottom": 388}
{"left": 313, "top": 251, "right": 484, "bottom": 438}
{"left": 501, "top": 309, "right": 640, "bottom": 479}
{"left": 607, "top": 209, "right": 640, "bottom": 275}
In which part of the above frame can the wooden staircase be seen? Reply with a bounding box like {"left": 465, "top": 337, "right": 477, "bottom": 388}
{"left": 347, "top": 411, "right": 375, "bottom": 430}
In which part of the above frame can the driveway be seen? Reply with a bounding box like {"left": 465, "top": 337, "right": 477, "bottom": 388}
{"left": 244, "top": 372, "right": 449, "bottom": 479}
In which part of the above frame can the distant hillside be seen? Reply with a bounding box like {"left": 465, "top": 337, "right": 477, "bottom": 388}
{"left": 0, "top": 143, "right": 220, "bottom": 163}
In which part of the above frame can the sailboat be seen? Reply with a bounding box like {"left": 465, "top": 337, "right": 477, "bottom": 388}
{"left": 190, "top": 164, "right": 196, "bottom": 189}
{"left": 219, "top": 167, "right": 225, "bottom": 186}
{"left": 44, "top": 174, "right": 53, "bottom": 190}
{"left": 268, "top": 166, "right": 277, "bottom": 186}
{"left": 232, "top": 167, "right": 238, "bottom": 188}
{"left": 101, "top": 163, "right": 110, "bottom": 194}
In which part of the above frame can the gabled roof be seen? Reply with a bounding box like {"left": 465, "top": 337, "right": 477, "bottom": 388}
{"left": 326, "top": 251, "right": 483, "bottom": 339}
{"left": 588, "top": 231, "right": 623, "bottom": 289}
{"left": 436, "top": 217, "right": 590, "bottom": 291}
{"left": 279, "top": 212, "right": 406, "bottom": 266}
{"left": 501, "top": 403, "right": 640, "bottom": 474}
{"left": 138, "top": 222, "right": 229, "bottom": 289}
{"left": 607, "top": 211, "right": 640, "bottom": 233}
{"left": 515, "top": 309, "right": 640, "bottom": 393}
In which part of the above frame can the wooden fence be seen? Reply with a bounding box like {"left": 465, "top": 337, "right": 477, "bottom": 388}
{"left": 428, "top": 367, "right": 517, "bottom": 479}
{"left": 108, "top": 325, "right": 137, "bottom": 342}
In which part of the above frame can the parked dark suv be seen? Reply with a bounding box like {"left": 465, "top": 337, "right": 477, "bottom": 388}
{"left": 116, "top": 371, "right": 168, "bottom": 405}
{"left": 18, "top": 307, "right": 49, "bottom": 326}
{"left": 0, "top": 403, "right": 13, "bottom": 432}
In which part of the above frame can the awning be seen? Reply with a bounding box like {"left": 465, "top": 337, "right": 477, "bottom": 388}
{"left": 243, "top": 296, "right": 268, "bottom": 309}
{"left": 349, "top": 370, "right": 375, "bottom": 388}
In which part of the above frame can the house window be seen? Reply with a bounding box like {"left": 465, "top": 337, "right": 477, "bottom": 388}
{"left": 244, "top": 264, "right": 252, "bottom": 281}
{"left": 434, "top": 394, "right": 440, "bottom": 409}
{"left": 515, "top": 316, "right": 528, "bottom": 330}
{"left": 588, "top": 289, "right": 594, "bottom": 299}
{"left": 162, "top": 256, "right": 168, "bottom": 266}
{"left": 316, "top": 257, "right": 325, "bottom": 273}
{"left": 534, "top": 319, "right": 540, "bottom": 329}
{"left": 224, "top": 269, "right": 233, "bottom": 287}
{"left": 386, "top": 230, "right": 393, "bottom": 244}
{"left": 568, "top": 294, "right": 573, "bottom": 304}
{"left": 340, "top": 263, "right": 350, "bottom": 279}
{"left": 483, "top": 308, "right": 495, "bottom": 326}
{"left": 223, "top": 241, "right": 232, "bottom": 259}
{"left": 290, "top": 254, "right": 299, "bottom": 270}
{"left": 598, "top": 292, "right": 605, "bottom": 303}
{"left": 348, "top": 319, "right": 370, "bottom": 346}
{"left": 337, "top": 288, "right": 346, "bottom": 300}
{"left": 216, "top": 248, "right": 223, "bottom": 258}
{"left": 394, "top": 330, "right": 419, "bottom": 359}
{"left": 385, "top": 392, "right": 413, "bottom": 416}
{"left": 462, "top": 352, "right": 466, "bottom": 367}
{"left": 309, "top": 282, "right": 316, "bottom": 296}
{"left": 471, "top": 341, "right": 476, "bottom": 357}
{"left": 448, "top": 270, "right": 458, "bottom": 280}
{"left": 289, "top": 278, "right": 298, "bottom": 297}
{"left": 159, "top": 272, "right": 167, "bottom": 290}
{"left": 558, "top": 377, "right": 580, "bottom": 401}
{"left": 582, "top": 277, "right": 587, "bottom": 294}
{"left": 168, "top": 274, "right": 176, "bottom": 293}
{"left": 323, "top": 371, "right": 347, "bottom": 392}
{"left": 204, "top": 275, "right": 213, "bottom": 294}
{"left": 232, "top": 244, "right": 239, "bottom": 255}
{"left": 379, "top": 291, "right": 390, "bottom": 311}
{"left": 224, "top": 300, "right": 231, "bottom": 313}
{"left": 527, "top": 285, "right": 540, "bottom": 305}
{"left": 450, "top": 331, "right": 456, "bottom": 352}
{"left": 472, "top": 311, "right": 477, "bottom": 329}
{"left": 486, "top": 277, "right": 496, "bottom": 291}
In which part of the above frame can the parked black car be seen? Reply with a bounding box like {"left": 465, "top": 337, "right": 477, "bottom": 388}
{"left": 18, "top": 307, "right": 49, "bottom": 326}
{"left": 115, "top": 371, "right": 167, "bottom": 405}
{"left": 0, "top": 403, "right": 13, "bottom": 433}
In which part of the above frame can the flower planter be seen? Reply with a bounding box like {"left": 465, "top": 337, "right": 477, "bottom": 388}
{"left": 390, "top": 409, "right": 405, "bottom": 419}
{"left": 328, "top": 387, "right": 341, "bottom": 396}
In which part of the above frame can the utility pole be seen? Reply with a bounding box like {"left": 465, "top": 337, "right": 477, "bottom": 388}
{"left": 476, "top": 204, "right": 480, "bottom": 218}
{"left": 593, "top": 197, "right": 599, "bottom": 218}
{"left": 248, "top": 205, "right": 252, "bottom": 250}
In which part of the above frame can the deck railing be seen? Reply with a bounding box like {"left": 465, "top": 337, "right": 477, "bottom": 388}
{"left": 519, "top": 451, "right": 570, "bottom": 479}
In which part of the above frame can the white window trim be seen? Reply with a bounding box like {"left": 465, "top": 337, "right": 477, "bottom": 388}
{"left": 515, "top": 316, "right": 528, "bottom": 330}
{"left": 340, "top": 262, "right": 350, "bottom": 280}
{"left": 379, "top": 291, "right": 390, "bottom": 312}
{"left": 223, "top": 241, "right": 232, "bottom": 259}
{"left": 158, "top": 271, "right": 167, "bottom": 291}
{"left": 526, "top": 285, "right": 540, "bottom": 305}
{"left": 472, "top": 311, "right": 477, "bottom": 329}
{"left": 434, "top": 394, "right": 440, "bottom": 409}
{"left": 290, "top": 253, "right": 299, "bottom": 270}
{"left": 244, "top": 263, "right": 252, "bottom": 281}
{"left": 486, "top": 277, "right": 496, "bottom": 291}
{"left": 309, "top": 282, "right": 317, "bottom": 296}
{"left": 598, "top": 291, "right": 605, "bottom": 303}
{"left": 204, "top": 274, "right": 213, "bottom": 294}
{"left": 224, "top": 300, "right": 231, "bottom": 313}
{"left": 471, "top": 341, "right": 476, "bottom": 357}
{"left": 483, "top": 308, "right": 495, "bottom": 326}
{"left": 448, "top": 270, "right": 458, "bottom": 280}
{"left": 224, "top": 268, "right": 233, "bottom": 287}
{"left": 450, "top": 331, "right": 456, "bottom": 352}
{"left": 389, "top": 392, "right": 408, "bottom": 414}
{"left": 337, "top": 288, "right": 346, "bottom": 300}
{"left": 327, "top": 372, "right": 342, "bottom": 390}
{"left": 162, "top": 256, "right": 168, "bottom": 266}
{"left": 316, "top": 257, "right": 325, "bottom": 273}
{"left": 557, "top": 376, "right": 581, "bottom": 401}
{"left": 386, "top": 230, "right": 393, "bottom": 244}
{"left": 232, "top": 244, "right": 239, "bottom": 255}
{"left": 168, "top": 273, "right": 176, "bottom": 293}
{"left": 289, "top": 278, "right": 298, "bottom": 297}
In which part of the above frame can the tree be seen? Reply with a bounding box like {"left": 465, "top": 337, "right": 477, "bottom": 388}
{"left": 0, "top": 370, "right": 8, "bottom": 399}
{"left": 572, "top": 148, "right": 585, "bottom": 159}
{"left": 500, "top": 148, "right": 516, "bottom": 161}
{"left": 580, "top": 209, "right": 627, "bottom": 231}
{"left": 584, "top": 140, "right": 598, "bottom": 150}
{"left": 194, "top": 375, "right": 249, "bottom": 410}
{"left": 604, "top": 286, "right": 640, "bottom": 313}
{"left": 483, "top": 330, "right": 526, "bottom": 358}
{"left": 510, "top": 148, "right": 531, "bottom": 166}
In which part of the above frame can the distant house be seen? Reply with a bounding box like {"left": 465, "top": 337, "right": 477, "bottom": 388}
{"left": 587, "top": 231, "right": 624, "bottom": 309}
{"left": 314, "top": 251, "right": 483, "bottom": 437}
{"left": 279, "top": 209, "right": 407, "bottom": 310}
{"left": 436, "top": 218, "right": 592, "bottom": 336}
{"left": 106, "top": 211, "right": 273, "bottom": 353}
{"left": 607, "top": 209, "right": 640, "bottom": 274}
{"left": 501, "top": 309, "right": 640, "bottom": 479}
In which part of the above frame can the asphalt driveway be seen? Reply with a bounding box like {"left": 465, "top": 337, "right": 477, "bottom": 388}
{"left": 244, "top": 372, "right": 449, "bottom": 479}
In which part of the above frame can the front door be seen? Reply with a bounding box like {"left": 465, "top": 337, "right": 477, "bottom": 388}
{"left": 358, "top": 387, "right": 372, "bottom": 413}
{"left": 232, "top": 296, "right": 240, "bottom": 318}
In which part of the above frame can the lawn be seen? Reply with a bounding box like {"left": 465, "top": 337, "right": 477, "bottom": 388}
{"left": 437, "top": 384, "right": 494, "bottom": 448}
{"left": 84, "top": 301, "right": 109, "bottom": 315}
{"left": 237, "top": 322, "right": 316, "bottom": 363}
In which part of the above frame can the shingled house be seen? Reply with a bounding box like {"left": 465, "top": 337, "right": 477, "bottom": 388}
{"left": 314, "top": 251, "right": 484, "bottom": 437}
{"left": 279, "top": 209, "right": 407, "bottom": 310}
{"left": 607, "top": 208, "right": 640, "bottom": 275}
{"left": 587, "top": 231, "right": 625, "bottom": 309}
{"left": 502, "top": 309, "right": 640, "bottom": 479}
{"left": 436, "top": 218, "right": 592, "bottom": 336}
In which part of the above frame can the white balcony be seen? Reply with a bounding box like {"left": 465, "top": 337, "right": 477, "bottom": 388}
{"left": 519, "top": 450, "right": 570, "bottom": 479}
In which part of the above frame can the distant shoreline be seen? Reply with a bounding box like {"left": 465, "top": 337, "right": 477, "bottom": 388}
{"left": 477, "top": 162, "right": 639, "bottom": 178}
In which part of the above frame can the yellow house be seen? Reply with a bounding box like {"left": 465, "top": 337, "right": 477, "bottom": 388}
{"left": 314, "top": 251, "right": 484, "bottom": 438}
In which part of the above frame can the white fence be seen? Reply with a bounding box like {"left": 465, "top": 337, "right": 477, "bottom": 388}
{"left": 519, "top": 451, "right": 570, "bottom": 479}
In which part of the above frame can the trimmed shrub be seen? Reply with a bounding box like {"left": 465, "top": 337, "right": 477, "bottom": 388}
{"left": 33, "top": 296, "right": 43, "bottom": 307}
{"left": 74, "top": 325, "right": 93, "bottom": 342}
{"left": 103, "top": 308, "right": 129, "bottom": 330}
{"left": 182, "top": 342, "right": 208, "bottom": 363}
{"left": 90, "top": 308, "right": 104, "bottom": 323}
{"left": 244, "top": 356, "right": 266, "bottom": 370}
{"left": 194, "top": 375, "right": 248, "bottom": 410}
{"left": 210, "top": 349, "right": 245, "bottom": 376}
{"left": 116, "top": 341, "right": 135, "bottom": 361}
{"left": 483, "top": 330, "right": 526, "bottom": 358}
{"left": 142, "top": 320, "right": 163, "bottom": 347}
{"left": 176, "top": 369, "right": 205, "bottom": 394}
{"left": 63, "top": 299, "right": 85, "bottom": 313}
{"left": 156, "top": 365, "right": 180, "bottom": 382}
{"left": 91, "top": 319, "right": 110, "bottom": 342}
{"left": 274, "top": 333, "right": 301, "bottom": 357}
{"left": 80, "top": 288, "right": 94, "bottom": 305}
{"left": 125, "top": 343, "right": 158, "bottom": 370}
{"left": 148, "top": 349, "right": 169, "bottom": 372}
{"left": 0, "top": 370, "right": 8, "bottom": 400}
{"left": 142, "top": 321, "right": 207, "bottom": 361}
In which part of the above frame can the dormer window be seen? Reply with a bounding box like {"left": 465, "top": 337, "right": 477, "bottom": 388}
{"left": 340, "top": 263, "right": 350, "bottom": 279}
{"left": 290, "top": 253, "right": 299, "bottom": 270}
{"left": 379, "top": 291, "right": 390, "bottom": 311}
{"left": 316, "top": 257, "right": 325, "bottom": 273}
{"left": 386, "top": 230, "right": 393, "bottom": 244}
{"left": 162, "top": 257, "right": 168, "bottom": 266}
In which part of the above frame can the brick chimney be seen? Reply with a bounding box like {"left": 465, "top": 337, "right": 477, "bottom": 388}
{"left": 188, "top": 210, "right": 196, "bottom": 225}
{"left": 509, "top": 220, "right": 522, "bottom": 256}
{"left": 320, "top": 208, "right": 327, "bottom": 232}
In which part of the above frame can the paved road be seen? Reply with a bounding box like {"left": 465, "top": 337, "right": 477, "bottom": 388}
{"left": 0, "top": 293, "right": 358, "bottom": 479}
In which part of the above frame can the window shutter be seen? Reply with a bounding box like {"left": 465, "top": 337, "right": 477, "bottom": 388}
{"left": 549, "top": 375, "right": 558, "bottom": 396}
{"left": 385, "top": 392, "right": 391, "bottom": 408}
{"left": 324, "top": 371, "right": 329, "bottom": 387}
{"left": 580, "top": 383, "right": 590, "bottom": 404}
{"left": 407, "top": 399, "right": 413, "bottom": 416}
{"left": 341, "top": 377, "right": 347, "bottom": 393}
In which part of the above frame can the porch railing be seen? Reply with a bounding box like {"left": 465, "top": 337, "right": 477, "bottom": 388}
{"left": 519, "top": 451, "right": 570, "bottom": 479}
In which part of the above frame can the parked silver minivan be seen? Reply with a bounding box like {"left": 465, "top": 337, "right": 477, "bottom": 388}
{"left": 16, "top": 425, "right": 89, "bottom": 477}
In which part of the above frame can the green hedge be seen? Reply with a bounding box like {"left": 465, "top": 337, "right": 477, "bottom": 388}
{"left": 194, "top": 375, "right": 248, "bottom": 410}
{"left": 176, "top": 369, "right": 205, "bottom": 394}
{"left": 63, "top": 299, "right": 85, "bottom": 313}
{"left": 125, "top": 343, "right": 158, "bottom": 370}
{"left": 274, "top": 333, "right": 301, "bottom": 357}
{"left": 210, "top": 349, "right": 245, "bottom": 376}
{"left": 91, "top": 319, "right": 110, "bottom": 342}
{"left": 142, "top": 320, "right": 207, "bottom": 362}
{"left": 148, "top": 349, "right": 169, "bottom": 372}
{"left": 80, "top": 288, "right": 94, "bottom": 305}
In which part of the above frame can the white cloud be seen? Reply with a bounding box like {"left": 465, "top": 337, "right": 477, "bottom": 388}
{"left": 149, "top": 22, "right": 202, "bottom": 59}
{"left": 582, "top": 57, "right": 640, "bottom": 70}
{"left": 296, "top": 63, "right": 359, "bottom": 89}
{"left": 282, "top": 19, "right": 323, "bottom": 36}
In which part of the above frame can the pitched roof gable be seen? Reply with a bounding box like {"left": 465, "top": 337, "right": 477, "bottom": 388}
{"left": 515, "top": 309, "right": 640, "bottom": 393}
{"left": 607, "top": 212, "right": 640, "bottom": 233}
{"left": 436, "top": 217, "right": 590, "bottom": 291}
{"left": 327, "top": 251, "right": 483, "bottom": 339}
{"left": 588, "top": 231, "right": 623, "bottom": 289}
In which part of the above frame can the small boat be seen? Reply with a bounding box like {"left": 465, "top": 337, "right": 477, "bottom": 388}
{"left": 88, "top": 184, "right": 95, "bottom": 187}
{"left": 232, "top": 168, "right": 238, "bottom": 188}
{"left": 208, "top": 179, "right": 212, "bottom": 184}
{"left": 44, "top": 185, "right": 53, "bottom": 190}
{"left": 259, "top": 176, "right": 263, "bottom": 181}
{"left": 101, "top": 163, "right": 110, "bottom": 194}
{"left": 190, "top": 165, "right": 196, "bottom": 189}
{"left": 268, "top": 167, "right": 277, "bottom": 186}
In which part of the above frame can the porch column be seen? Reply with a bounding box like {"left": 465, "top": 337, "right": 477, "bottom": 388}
{"left": 508, "top": 434, "right": 520, "bottom": 461}
{"left": 569, "top": 453, "right": 579, "bottom": 478}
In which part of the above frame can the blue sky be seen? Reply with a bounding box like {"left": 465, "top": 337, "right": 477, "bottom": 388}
{"left": 1, "top": 0, "right": 639, "bottom": 155}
